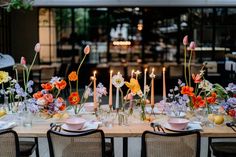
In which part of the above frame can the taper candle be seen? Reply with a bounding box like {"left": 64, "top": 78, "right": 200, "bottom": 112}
{"left": 144, "top": 68, "right": 147, "bottom": 98}
{"left": 109, "top": 70, "right": 113, "bottom": 109}
{"left": 150, "top": 68, "right": 155, "bottom": 108}
{"left": 93, "top": 71, "right": 97, "bottom": 111}
{"left": 115, "top": 71, "right": 120, "bottom": 109}
{"left": 131, "top": 69, "right": 134, "bottom": 78}
{"left": 163, "top": 67, "right": 166, "bottom": 100}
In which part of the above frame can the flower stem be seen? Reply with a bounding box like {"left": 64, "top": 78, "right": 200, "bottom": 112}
{"left": 27, "top": 52, "right": 38, "bottom": 83}
{"left": 76, "top": 54, "right": 87, "bottom": 92}
{"left": 188, "top": 50, "right": 193, "bottom": 86}
{"left": 184, "top": 46, "right": 188, "bottom": 86}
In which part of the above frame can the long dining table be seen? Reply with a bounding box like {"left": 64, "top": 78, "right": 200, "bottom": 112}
{"left": 9, "top": 112, "right": 236, "bottom": 157}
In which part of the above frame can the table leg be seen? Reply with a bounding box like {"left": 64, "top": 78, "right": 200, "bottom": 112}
{"left": 123, "top": 137, "right": 128, "bottom": 157}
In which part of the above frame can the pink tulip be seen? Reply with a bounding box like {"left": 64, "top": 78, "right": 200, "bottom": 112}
{"left": 189, "top": 41, "right": 196, "bottom": 50}
{"left": 183, "top": 35, "right": 188, "bottom": 46}
{"left": 84, "top": 45, "right": 90, "bottom": 55}
{"left": 20, "top": 56, "right": 26, "bottom": 65}
{"left": 34, "top": 43, "right": 41, "bottom": 53}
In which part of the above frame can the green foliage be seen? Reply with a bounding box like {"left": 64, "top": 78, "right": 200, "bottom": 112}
{"left": 6, "top": 0, "right": 33, "bottom": 12}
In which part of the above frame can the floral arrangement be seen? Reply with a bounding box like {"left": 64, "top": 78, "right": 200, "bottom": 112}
{"left": 67, "top": 45, "right": 96, "bottom": 114}
{"left": 0, "top": 43, "right": 40, "bottom": 113}
{"left": 220, "top": 83, "right": 236, "bottom": 118}
{"left": 111, "top": 70, "right": 151, "bottom": 121}
{"left": 29, "top": 76, "right": 67, "bottom": 117}
{"left": 166, "top": 36, "right": 227, "bottom": 114}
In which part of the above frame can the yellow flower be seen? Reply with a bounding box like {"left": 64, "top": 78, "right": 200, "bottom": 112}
{"left": 125, "top": 78, "right": 141, "bottom": 94}
{"left": 0, "top": 71, "right": 9, "bottom": 84}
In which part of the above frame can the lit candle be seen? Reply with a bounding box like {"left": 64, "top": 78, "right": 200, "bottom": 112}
{"left": 143, "top": 68, "right": 147, "bottom": 98}
{"left": 109, "top": 70, "right": 113, "bottom": 109}
{"left": 115, "top": 71, "right": 120, "bottom": 109}
{"left": 131, "top": 69, "right": 134, "bottom": 78}
{"left": 93, "top": 71, "right": 97, "bottom": 111}
{"left": 150, "top": 68, "right": 155, "bottom": 108}
{"left": 163, "top": 67, "right": 166, "bottom": 100}
{"left": 135, "top": 70, "right": 140, "bottom": 80}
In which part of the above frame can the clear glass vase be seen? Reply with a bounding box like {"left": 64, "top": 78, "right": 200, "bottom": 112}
{"left": 21, "top": 110, "right": 33, "bottom": 127}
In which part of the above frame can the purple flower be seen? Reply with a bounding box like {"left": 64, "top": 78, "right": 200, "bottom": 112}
{"left": 50, "top": 76, "right": 61, "bottom": 84}
{"left": 227, "top": 98, "right": 236, "bottom": 104}
{"left": 27, "top": 80, "right": 34, "bottom": 87}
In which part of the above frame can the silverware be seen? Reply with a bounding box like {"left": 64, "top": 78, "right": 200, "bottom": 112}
{"left": 50, "top": 123, "right": 62, "bottom": 132}
{"left": 150, "top": 122, "right": 165, "bottom": 133}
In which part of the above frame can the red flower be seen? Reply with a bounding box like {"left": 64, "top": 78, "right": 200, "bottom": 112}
{"left": 228, "top": 109, "right": 236, "bottom": 117}
{"left": 181, "top": 86, "right": 194, "bottom": 97}
{"left": 206, "top": 92, "right": 217, "bottom": 104}
{"left": 59, "top": 104, "right": 66, "bottom": 111}
{"left": 33, "top": 91, "right": 43, "bottom": 99}
{"left": 68, "top": 92, "right": 80, "bottom": 105}
{"left": 192, "top": 95, "right": 206, "bottom": 108}
{"left": 41, "top": 83, "right": 53, "bottom": 91}
{"left": 192, "top": 74, "right": 202, "bottom": 83}
{"left": 55, "top": 80, "right": 67, "bottom": 90}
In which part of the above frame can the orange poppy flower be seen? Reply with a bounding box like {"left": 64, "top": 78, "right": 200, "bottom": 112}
{"left": 206, "top": 92, "right": 217, "bottom": 104}
{"left": 33, "top": 91, "right": 43, "bottom": 99}
{"left": 43, "top": 94, "right": 54, "bottom": 103}
{"left": 59, "top": 104, "right": 66, "bottom": 111}
{"left": 192, "top": 95, "right": 206, "bottom": 108}
{"left": 57, "top": 97, "right": 64, "bottom": 103}
{"left": 68, "top": 92, "right": 80, "bottom": 105}
{"left": 181, "top": 86, "right": 194, "bottom": 96}
{"left": 41, "top": 83, "right": 53, "bottom": 91}
{"left": 55, "top": 80, "right": 67, "bottom": 90}
{"left": 192, "top": 74, "right": 202, "bottom": 83}
{"left": 68, "top": 71, "right": 78, "bottom": 81}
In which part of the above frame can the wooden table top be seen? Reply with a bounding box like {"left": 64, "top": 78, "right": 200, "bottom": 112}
{"left": 11, "top": 113, "right": 236, "bottom": 138}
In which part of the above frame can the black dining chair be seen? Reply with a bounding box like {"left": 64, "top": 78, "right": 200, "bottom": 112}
{"left": 208, "top": 137, "right": 236, "bottom": 157}
{"left": 0, "top": 129, "right": 38, "bottom": 157}
{"left": 47, "top": 129, "right": 111, "bottom": 157}
{"left": 141, "top": 130, "right": 201, "bottom": 157}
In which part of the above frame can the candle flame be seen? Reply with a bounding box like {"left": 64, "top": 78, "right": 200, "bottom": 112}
{"left": 152, "top": 68, "right": 155, "bottom": 73}
{"left": 145, "top": 68, "right": 147, "bottom": 72}
{"left": 93, "top": 71, "right": 97, "bottom": 77}
{"left": 163, "top": 67, "right": 166, "bottom": 72}
{"left": 118, "top": 71, "right": 120, "bottom": 75}
{"left": 110, "top": 70, "right": 113, "bottom": 74}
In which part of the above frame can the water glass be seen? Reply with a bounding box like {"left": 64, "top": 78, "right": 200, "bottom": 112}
{"left": 22, "top": 111, "right": 33, "bottom": 127}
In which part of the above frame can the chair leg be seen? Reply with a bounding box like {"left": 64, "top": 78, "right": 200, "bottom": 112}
{"left": 34, "top": 137, "right": 40, "bottom": 157}
{"left": 208, "top": 137, "right": 212, "bottom": 157}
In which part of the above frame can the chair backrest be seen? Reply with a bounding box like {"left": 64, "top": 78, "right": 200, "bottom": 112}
{"left": 141, "top": 130, "right": 200, "bottom": 157}
{"left": 0, "top": 129, "right": 20, "bottom": 157}
{"left": 47, "top": 129, "right": 105, "bottom": 157}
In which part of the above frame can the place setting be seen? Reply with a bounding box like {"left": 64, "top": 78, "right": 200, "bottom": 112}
{"left": 50, "top": 117, "right": 101, "bottom": 133}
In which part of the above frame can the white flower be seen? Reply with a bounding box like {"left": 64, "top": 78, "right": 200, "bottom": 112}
{"left": 134, "top": 70, "right": 141, "bottom": 76}
{"left": 149, "top": 73, "right": 155, "bottom": 78}
{"left": 199, "top": 80, "right": 213, "bottom": 91}
{"left": 36, "top": 97, "right": 47, "bottom": 106}
{"left": 83, "top": 86, "right": 92, "bottom": 99}
{"left": 144, "top": 85, "right": 150, "bottom": 93}
{"left": 137, "top": 90, "right": 143, "bottom": 97}
{"left": 112, "top": 73, "right": 124, "bottom": 88}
